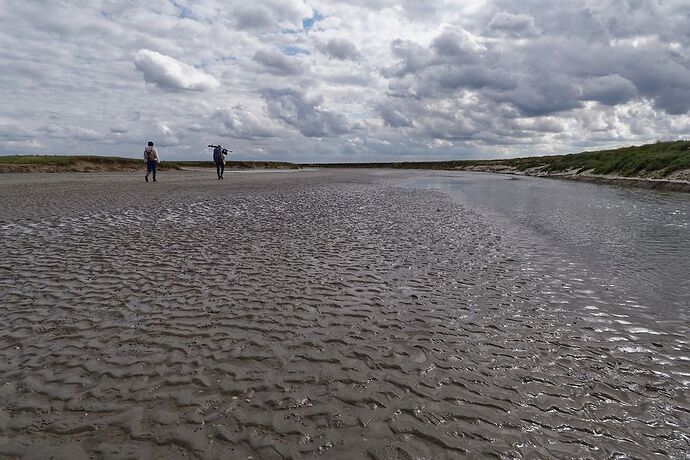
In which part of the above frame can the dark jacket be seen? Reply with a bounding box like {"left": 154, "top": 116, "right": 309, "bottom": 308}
{"left": 213, "top": 147, "right": 225, "bottom": 164}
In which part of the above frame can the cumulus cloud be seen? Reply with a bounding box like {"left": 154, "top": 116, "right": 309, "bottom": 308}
{"left": 1, "top": 0, "right": 690, "bottom": 161}
{"left": 213, "top": 105, "right": 280, "bottom": 139}
{"left": 134, "top": 49, "right": 219, "bottom": 91}
{"left": 379, "top": 105, "right": 415, "bottom": 128}
{"left": 262, "top": 88, "right": 351, "bottom": 137}
{"left": 383, "top": 39, "right": 436, "bottom": 78}
{"left": 581, "top": 74, "right": 639, "bottom": 106}
{"left": 233, "top": 6, "right": 275, "bottom": 30}
{"left": 317, "top": 38, "right": 362, "bottom": 61}
{"left": 253, "top": 49, "right": 305, "bottom": 75}
{"left": 431, "top": 29, "right": 483, "bottom": 57}
{"left": 438, "top": 65, "right": 515, "bottom": 91}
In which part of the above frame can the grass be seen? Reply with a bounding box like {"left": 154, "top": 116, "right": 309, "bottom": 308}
{"left": 0, "top": 155, "right": 299, "bottom": 170}
{"left": 307, "top": 140, "right": 690, "bottom": 178}
{"left": 2, "top": 141, "right": 689, "bottom": 178}
{"left": 542, "top": 141, "right": 690, "bottom": 177}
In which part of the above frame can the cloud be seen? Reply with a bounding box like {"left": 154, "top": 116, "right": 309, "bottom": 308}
{"left": 581, "top": 74, "right": 638, "bottom": 106}
{"left": 262, "top": 88, "right": 351, "bottom": 137}
{"left": 213, "top": 105, "right": 280, "bottom": 139}
{"left": 498, "top": 76, "right": 583, "bottom": 116}
{"left": 431, "top": 29, "right": 483, "bottom": 58}
{"left": 253, "top": 49, "right": 305, "bottom": 75}
{"left": 317, "top": 38, "right": 362, "bottom": 61}
{"left": 487, "top": 11, "right": 538, "bottom": 37}
{"left": 133, "top": 49, "right": 219, "bottom": 91}
{"left": 2, "top": 0, "right": 690, "bottom": 162}
{"left": 233, "top": 6, "right": 275, "bottom": 30}
{"left": 379, "top": 105, "right": 415, "bottom": 128}
{"left": 382, "top": 39, "right": 436, "bottom": 78}
{"left": 438, "top": 65, "right": 515, "bottom": 91}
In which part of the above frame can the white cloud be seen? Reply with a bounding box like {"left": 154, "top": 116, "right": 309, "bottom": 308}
{"left": 134, "top": 49, "right": 220, "bottom": 91}
{"left": 0, "top": 0, "right": 688, "bottom": 162}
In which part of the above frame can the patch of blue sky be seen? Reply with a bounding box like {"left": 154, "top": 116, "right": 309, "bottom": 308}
{"left": 283, "top": 46, "right": 310, "bottom": 56}
{"left": 302, "top": 12, "right": 324, "bottom": 31}
{"left": 281, "top": 12, "right": 324, "bottom": 35}
{"left": 172, "top": 1, "right": 197, "bottom": 20}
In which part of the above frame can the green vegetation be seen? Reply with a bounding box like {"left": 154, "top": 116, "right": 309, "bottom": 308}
{"left": 308, "top": 140, "right": 690, "bottom": 178}
{"left": 170, "top": 160, "right": 300, "bottom": 169}
{"left": 542, "top": 140, "right": 690, "bottom": 177}
{"left": 0, "top": 155, "right": 299, "bottom": 171}
{"left": 0, "top": 155, "right": 144, "bottom": 166}
{"left": 2, "top": 141, "right": 688, "bottom": 179}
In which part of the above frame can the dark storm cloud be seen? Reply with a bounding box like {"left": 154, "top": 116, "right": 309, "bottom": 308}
{"left": 261, "top": 88, "right": 351, "bottom": 137}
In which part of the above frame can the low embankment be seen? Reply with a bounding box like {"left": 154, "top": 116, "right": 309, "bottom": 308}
{"left": 0, "top": 155, "right": 299, "bottom": 173}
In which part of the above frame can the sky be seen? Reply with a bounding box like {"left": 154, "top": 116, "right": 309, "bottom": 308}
{"left": 1, "top": 0, "right": 690, "bottom": 163}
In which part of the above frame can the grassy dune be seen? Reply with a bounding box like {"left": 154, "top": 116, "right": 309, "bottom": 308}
{"left": 540, "top": 141, "right": 690, "bottom": 177}
{"left": 309, "top": 140, "right": 690, "bottom": 179}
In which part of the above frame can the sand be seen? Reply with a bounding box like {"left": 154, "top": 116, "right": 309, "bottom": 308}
{"left": 0, "top": 170, "right": 687, "bottom": 459}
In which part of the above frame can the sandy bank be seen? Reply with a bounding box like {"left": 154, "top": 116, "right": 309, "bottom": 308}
{"left": 459, "top": 164, "right": 690, "bottom": 192}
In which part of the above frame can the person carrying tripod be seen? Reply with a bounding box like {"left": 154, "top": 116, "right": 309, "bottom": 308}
{"left": 210, "top": 144, "right": 231, "bottom": 179}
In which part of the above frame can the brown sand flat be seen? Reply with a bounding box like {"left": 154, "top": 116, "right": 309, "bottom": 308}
{"left": 0, "top": 170, "right": 687, "bottom": 459}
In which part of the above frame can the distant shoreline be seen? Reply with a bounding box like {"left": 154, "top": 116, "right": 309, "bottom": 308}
{"left": 2, "top": 162, "right": 687, "bottom": 193}
{"left": 1, "top": 140, "right": 689, "bottom": 192}
{"left": 0, "top": 157, "right": 299, "bottom": 174}
{"left": 449, "top": 165, "right": 690, "bottom": 193}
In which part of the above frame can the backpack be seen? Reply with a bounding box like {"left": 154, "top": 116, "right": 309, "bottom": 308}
{"left": 213, "top": 147, "right": 223, "bottom": 163}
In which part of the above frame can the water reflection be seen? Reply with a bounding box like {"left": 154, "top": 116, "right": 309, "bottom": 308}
{"left": 397, "top": 171, "right": 690, "bottom": 320}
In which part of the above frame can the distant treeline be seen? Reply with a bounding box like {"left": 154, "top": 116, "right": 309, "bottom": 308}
{"left": 305, "top": 140, "right": 690, "bottom": 178}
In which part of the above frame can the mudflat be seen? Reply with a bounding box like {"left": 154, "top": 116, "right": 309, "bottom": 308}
{"left": 0, "top": 170, "right": 687, "bottom": 459}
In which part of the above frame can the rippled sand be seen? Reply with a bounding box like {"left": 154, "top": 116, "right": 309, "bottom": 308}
{"left": 0, "top": 170, "right": 687, "bottom": 459}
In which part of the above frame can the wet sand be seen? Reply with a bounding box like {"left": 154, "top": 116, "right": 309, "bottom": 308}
{"left": 0, "top": 170, "right": 687, "bottom": 459}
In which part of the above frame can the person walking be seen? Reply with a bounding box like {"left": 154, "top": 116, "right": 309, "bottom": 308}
{"left": 144, "top": 141, "right": 159, "bottom": 182}
{"left": 212, "top": 144, "right": 228, "bottom": 179}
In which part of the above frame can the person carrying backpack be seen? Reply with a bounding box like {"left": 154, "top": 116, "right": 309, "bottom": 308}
{"left": 144, "top": 141, "right": 160, "bottom": 182}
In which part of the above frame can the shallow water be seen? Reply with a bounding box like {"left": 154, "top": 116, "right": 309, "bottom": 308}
{"left": 0, "top": 170, "right": 688, "bottom": 459}
{"left": 397, "top": 171, "right": 690, "bottom": 318}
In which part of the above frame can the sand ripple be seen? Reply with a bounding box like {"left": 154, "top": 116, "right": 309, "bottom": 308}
{"left": 0, "top": 171, "right": 687, "bottom": 459}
